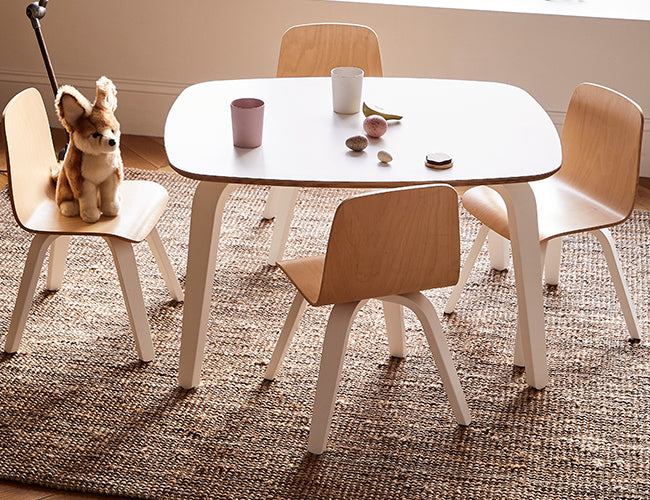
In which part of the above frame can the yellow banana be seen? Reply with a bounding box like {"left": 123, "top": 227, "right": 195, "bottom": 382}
{"left": 362, "top": 102, "right": 403, "bottom": 120}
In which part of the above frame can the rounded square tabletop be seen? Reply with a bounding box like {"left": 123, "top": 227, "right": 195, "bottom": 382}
{"left": 164, "top": 77, "right": 561, "bottom": 188}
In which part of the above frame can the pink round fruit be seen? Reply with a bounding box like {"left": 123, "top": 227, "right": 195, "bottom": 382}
{"left": 363, "top": 114, "right": 388, "bottom": 138}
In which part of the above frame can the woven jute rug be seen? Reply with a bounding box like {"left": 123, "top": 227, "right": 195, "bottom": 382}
{"left": 0, "top": 169, "right": 648, "bottom": 499}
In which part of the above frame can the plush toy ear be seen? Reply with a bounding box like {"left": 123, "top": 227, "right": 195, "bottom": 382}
{"left": 94, "top": 76, "right": 117, "bottom": 112}
{"left": 55, "top": 85, "right": 92, "bottom": 131}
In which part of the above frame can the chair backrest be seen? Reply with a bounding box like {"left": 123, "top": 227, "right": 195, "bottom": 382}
{"left": 2, "top": 87, "right": 58, "bottom": 231}
{"left": 557, "top": 82, "right": 644, "bottom": 223}
{"left": 277, "top": 23, "right": 383, "bottom": 78}
{"left": 314, "top": 184, "right": 460, "bottom": 306}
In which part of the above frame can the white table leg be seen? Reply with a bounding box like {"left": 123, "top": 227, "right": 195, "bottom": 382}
{"left": 266, "top": 186, "right": 299, "bottom": 265}
{"left": 492, "top": 183, "right": 548, "bottom": 390}
{"left": 178, "top": 181, "right": 234, "bottom": 389}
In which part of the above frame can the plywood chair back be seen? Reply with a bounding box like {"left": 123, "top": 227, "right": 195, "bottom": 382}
{"left": 265, "top": 23, "right": 383, "bottom": 265}
{"left": 312, "top": 184, "right": 460, "bottom": 306}
{"left": 2, "top": 88, "right": 169, "bottom": 243}
{"left": 556, "top": 82, "right": 644, "bottom": 226}
{"left": 2, "top": 88, "right": 183, "bottom": 362}
{"left": 446, "top": 84, "right": 644, "bottom": 342}
{"left": 277, "top": 23, "right": 383, "bottom": 78}
{"left": 2, "top": 87, "right": 59, "bottom": 233}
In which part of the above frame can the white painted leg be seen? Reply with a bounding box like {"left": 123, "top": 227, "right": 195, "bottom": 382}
{"left": 384, "top": 293, "right": 471, "bottom": 426}
{"left": 263, "top": 186, "right": 287, "bottom": 219}
{"left": 511, "top": 240, "right": 547, "bottom": 368}
{"left": 264, "top": 292, "right": 308, "bottom": 380}
{"left": 105, "top": 237, "right": 154, "bottom": 362}
{"left": 266, "top": 187, "right": 299, "bottom": 265}
{"left": 543, "top": 237, "right": 562, "bottom": 286}
{"left": 308, "top": 300, "right": 365, "bottom": 455}
{"left": 5, "top": 233, "right": 57, "bottom": 353}
{"left": 513, "top": 321, "right": 525, "bottom": 367}
{"left": 179, "top": 182, "right": 235, "bottom": 388}
{"left": 46, "top": 235, "right": 70, "bottom": 291}
{"left": 382, "top": 300, "right": 406, "bottom": 358}
{"left": 444, "top": 224, "right": 489, "bottom": 314}
{"left": 488, "top": 230, "right": 509, "bottom": 271}
{"left": 146, "top": 227, "right": 184, "bottom": 301}
{"left": 492, "top": 184, "right": 548, "bottom": 389}
{"left": 592, "top": 228, "right": 640, "bottom": 340}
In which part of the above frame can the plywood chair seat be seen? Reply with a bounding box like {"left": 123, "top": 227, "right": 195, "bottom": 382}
{"left": 277, "top": 255, "right": 325, "bottom": 306}
{"left": 264, "top": 22, "right": 383, "bottom": 265}
{"left": 18, "top": 179, "right": 168, "bottom": 242}
{"left": 445, "top": 83, "right": 644, "bottom": 346}
{"left": 461, "top": 176, "right": 628, "bottom": 243}
{"left": 2, "top": 87, "right": 183, "bottom": 363}
{"left": 266, "top": 184, "right": 471, "bottom": 454}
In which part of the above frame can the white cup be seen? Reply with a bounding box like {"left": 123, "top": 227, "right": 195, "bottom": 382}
{"left": 331, "top": 66, "right": 364, "bottom": 114}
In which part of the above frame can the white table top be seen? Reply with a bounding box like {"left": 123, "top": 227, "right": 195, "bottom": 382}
{"left": 164, "top": 77, "right": 561, "bottom": 187}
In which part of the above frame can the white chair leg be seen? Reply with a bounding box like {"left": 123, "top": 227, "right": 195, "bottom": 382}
{"left": 382, "top": 300, "right": 406, "bottom": 358}
{"left": 46, "top": 235, "right": 70, "bottom": 291}
{"left": 543, "top": 237, "right": 562, "bottom": 286}
{"left": 104, "top": 237, "right": 154, "bottom": 362}
{"left": 385, "top": 293, "right": 472, "bottom": 426}
{"left": 592, "top": 228, "right": 640, "bottom": 341}
{"left": 488, "top": 229, "right": 509, "bottom": 271}
{"left": 264, "top": 292, "right": 308, "bottom": 380}
{"left": 266, "top": 187, "right": 299, "bottom": 265}
{"left": 308, "top": 300, "right": 365, "bottom": 455}
{"left": 5, "top": 233, "right": 57, "bottom": 353}
{"left": 146, "top": 227, "right": 184, "bottom": 301}
{"left": 444, "top": 224, "right": 490, "bottom": 314}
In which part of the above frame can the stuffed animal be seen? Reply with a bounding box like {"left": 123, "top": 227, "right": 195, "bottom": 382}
{"left": 53, "top": 76, "right": 123, "bottom": 223}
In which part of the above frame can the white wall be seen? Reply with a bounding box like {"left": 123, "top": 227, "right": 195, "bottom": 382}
{"left": 1, "top": 0, "right": 649, "bottom": 173}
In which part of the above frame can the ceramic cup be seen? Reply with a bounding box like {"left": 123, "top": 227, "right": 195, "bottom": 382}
{"left": 231, "top": 97, "right": 265, "bottom": 148}
{"left": 331, "top": 67, "right": 364, "bottom": 114}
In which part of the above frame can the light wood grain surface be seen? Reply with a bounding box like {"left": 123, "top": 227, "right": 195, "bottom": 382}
{"left": 276, "top": 23, "right": 383, "bottom": 78}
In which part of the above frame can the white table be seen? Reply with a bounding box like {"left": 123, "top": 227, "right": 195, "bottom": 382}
{"left": 164, "top": 77, "right": 562, "bottom": 390}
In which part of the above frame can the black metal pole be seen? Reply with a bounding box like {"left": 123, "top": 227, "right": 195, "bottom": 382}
{"left": 26, "top": 1, "right": 59, "bottom": 98}
{"left": 25, "top": 0, "right": 68, "bottom": 160}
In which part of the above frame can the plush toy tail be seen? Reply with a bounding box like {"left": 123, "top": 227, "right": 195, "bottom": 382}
{"left": 50, "top": 160, "right": 63, "bottom": 183}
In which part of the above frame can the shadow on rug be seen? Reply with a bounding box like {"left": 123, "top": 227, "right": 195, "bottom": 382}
{"left": 0, "top": 169, "right": 648, "bottom": 499}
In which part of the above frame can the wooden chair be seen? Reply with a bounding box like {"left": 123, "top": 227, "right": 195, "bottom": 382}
{"left": 2, "top": 88, "right": 183, "bottom": 362}
{"left": 445, "top": 83, "right": 644, "bottom": 346}
{"left": 265, "top": 184, "right": 471, "bottom": 454}
{"left": 263, "top": 23, "right": 383, "bottom": 264}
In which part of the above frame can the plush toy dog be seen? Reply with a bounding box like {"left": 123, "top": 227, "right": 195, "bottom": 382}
{"left": 53, "top": 77, "right": 123, "bottom": 223}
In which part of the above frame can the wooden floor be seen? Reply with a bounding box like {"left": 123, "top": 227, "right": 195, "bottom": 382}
{"left": 0, "top": 131, "right": 649, "bottom": 499}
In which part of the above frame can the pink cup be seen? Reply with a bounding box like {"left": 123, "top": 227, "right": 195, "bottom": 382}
{"left": 231, "top": 98, "right": 265, "bottom": 148}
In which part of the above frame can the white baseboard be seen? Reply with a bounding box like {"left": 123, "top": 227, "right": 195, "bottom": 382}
{"left": 0, "top": 69, "right": 188, "bottom": 137}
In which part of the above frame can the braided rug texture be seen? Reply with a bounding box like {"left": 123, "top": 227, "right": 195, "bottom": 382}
{"left": 0, "top": 169, "right": 648, "bottom": 499}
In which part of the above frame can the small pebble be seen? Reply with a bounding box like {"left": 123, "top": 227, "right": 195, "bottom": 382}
{"left": 345, "top": 135, "right": 368, "bottom": 152}
{"left": 377, "top": 150, "right": 393, "bottom": 163}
